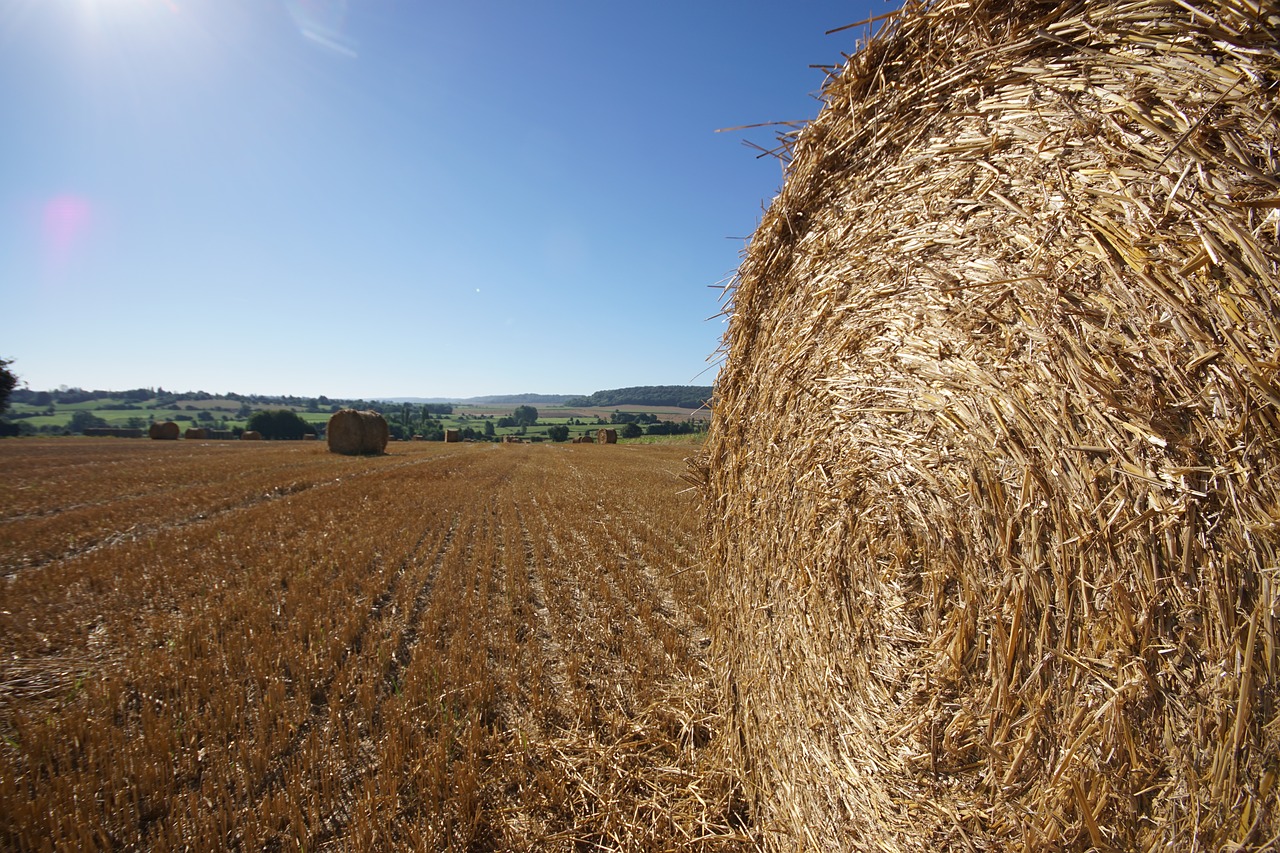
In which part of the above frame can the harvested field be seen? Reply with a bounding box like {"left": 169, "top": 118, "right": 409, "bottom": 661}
{"left": 0, "top": 438, "right": 748, "bottom": 851}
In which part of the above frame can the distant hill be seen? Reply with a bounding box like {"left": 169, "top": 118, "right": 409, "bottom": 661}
{"left": 564, "top": 386, "right": 713, "bottom": 410}
{"left": 380, "top": 393, "right": 574, "bottom": 405}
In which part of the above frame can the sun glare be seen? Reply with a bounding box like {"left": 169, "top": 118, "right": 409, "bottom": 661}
{"left": 76, "top": 0, "right": 180, "bottom": 16}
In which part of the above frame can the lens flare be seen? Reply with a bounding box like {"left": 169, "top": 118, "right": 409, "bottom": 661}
{"left": 284, "top": 0, "right": 357, "bottom": 58}
{"left": 42, "top": 195, "right": 93, "bottom": 273}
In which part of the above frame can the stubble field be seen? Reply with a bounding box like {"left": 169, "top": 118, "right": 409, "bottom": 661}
{"left": 0, "top": 438, "right": 750, "bottom": 851}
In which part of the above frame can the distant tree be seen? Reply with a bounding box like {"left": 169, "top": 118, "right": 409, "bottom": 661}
{"left": 68, "top": 410, "right": 108, "bottom": 433}
{"left": 484, "top": 420, "right": 495, "bottom": 438}
{"left": 620, "top": 422, "right": 643, "bottom": 439}
{"left": 197, "top": 411, "right": 215, "bottom": 422}
{"left": 246, "top": 409, "right": 315, "bottom": 440}
{"left": 547, "top": 425, "right": 569, "bottom": 442}
{"left": 497, "top": 416, "right": 515, "bottom": 429}
{"left": 0, "top": 358, "right": 17, "bottom": 416}
{"left": 512, "top": 405, "right": 538, "bottom": 427}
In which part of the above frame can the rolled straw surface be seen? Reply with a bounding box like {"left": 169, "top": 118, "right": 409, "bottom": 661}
{"left": 702, "top": 0, "right": 1280, "bottom": 849}
{"left": 326, "top": 409, "right": 389, "bottom": 455}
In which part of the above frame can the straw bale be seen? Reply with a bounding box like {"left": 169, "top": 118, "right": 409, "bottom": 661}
{"left": 184, "top": 427, "right": 208, "bottom": 440}
{"left": 326, "top": 409, "right": 388, "bottom": 455}
{"left": 443, "top": 428, "right": 461, "bottom": 443}
{"left": 148, "top": 421, "right": 179, "bottom": 440}
{"left": 240, "top": 430, "right": 262, "bottom": 441}
{"left": 703, "top": 1, "right": 1280, "bottom": 849}
{"left": 302, "top": 433, "right": 317, "bottom": 441}
{"left": 597, "top": 428, "right": 617, "bottom": 444}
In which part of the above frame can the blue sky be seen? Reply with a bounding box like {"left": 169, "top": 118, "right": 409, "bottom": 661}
{"left": 2, "top": 0, "right": 886, "bottom": 399}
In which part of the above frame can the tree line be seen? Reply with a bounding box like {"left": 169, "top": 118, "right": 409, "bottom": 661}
{"left": 563, "top": 386, "right": 712, "bottom": 410}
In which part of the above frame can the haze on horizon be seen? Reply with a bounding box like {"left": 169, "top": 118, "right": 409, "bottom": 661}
{"left": 2, "top": 0, "right": 888, "bottom": 400}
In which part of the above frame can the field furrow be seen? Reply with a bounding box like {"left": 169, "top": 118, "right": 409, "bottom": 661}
{"left": 0, "top": 439, "right": 752, "bottom": 851}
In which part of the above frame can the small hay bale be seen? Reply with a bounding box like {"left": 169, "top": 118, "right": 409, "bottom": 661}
{"left": 443, "top": 429, "right": 461, "bottom": 443}
{"left": 596, "top": 428, "right": 617, "bottom": 444}
{"left": 240, "top": 430, "right": 262, "bottom": 441}
{"left": 148, "top": 421, "right": 179, "bottom": 440}
{"left": 302, "top": 433, "right": 317, "bottom": 441}
{"left": 326, "top": 409, "right": 388, "bottom": 455}
{"left": 703, "top": 1, "right": 1280, "bottom": 849}
{"left": 184, "top": 427, "right": 208, "bottom": 440}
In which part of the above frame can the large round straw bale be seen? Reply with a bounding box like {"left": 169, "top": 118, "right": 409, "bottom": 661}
{"left": 326, "top": 409, "right": 389, "bottom": 455}
{"left": 184, "top": 427, "right": 208, "bottom": 440}
{"left": 240, "top": 430, "right": 262, "bottom": 441}
{"left": 443, "top": 428, "right": 461, "bottom": 443}
{"left": 148, "top": 421, "right": 179, "bottom": 440}
{"left": 703, "top": 1, "right": 1280, "bottom": 849}
{"left": 596, "top": 428, "right": 617, "bottom": 444}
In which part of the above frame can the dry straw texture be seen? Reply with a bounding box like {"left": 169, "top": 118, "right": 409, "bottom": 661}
{"left": 148, "top": 421, "right": 179, "bottom": 440}
{"left": 444, "top": 428, "right": 461, "bottom": 443}
{"left": 184, "top": 427, "right": 208, "bottom": 440}
{"left": 598, "top": 429, "right": 618, "bottom": 444}
{"left": 702, "top": 0, "right": 1280, "bottom": 849}
{"left": 326, "top": 409, "right": 389, "bottom": 455}
{"left": 240, "top": 430, "right": 263, "bottom": 441}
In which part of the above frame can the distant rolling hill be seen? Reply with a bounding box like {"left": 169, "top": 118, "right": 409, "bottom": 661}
{"left": 563, "top": 386, "right": 713, "bottom": 410}
{"left": 381, "top": 386, "right": 714, "bottom": 409}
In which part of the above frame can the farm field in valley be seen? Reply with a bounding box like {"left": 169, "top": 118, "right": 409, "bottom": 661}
{"left": 0, "top": 439, "right": 750, "bottom": 850}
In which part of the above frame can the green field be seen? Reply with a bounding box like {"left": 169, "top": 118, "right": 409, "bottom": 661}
{"left": 6, "top": 399, "right": 707, "bottom": 443}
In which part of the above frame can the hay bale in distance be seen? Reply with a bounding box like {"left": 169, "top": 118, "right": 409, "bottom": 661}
{"left": 148, "top": 421, "right": 179, "bottom": 440}
{"left": 443, "top": 429, "right": 461, "bottom": 443}
{"left": 703, "top": 1, "right": 1280, "bottom": 849}
{"left": 302, "top": 433, "right": 317, "bottom": 441}
{"left": 240, "top": 430, "right": 262, "bottom": 441}
{"left": 184, "top": 427, "right": 208, "bottom": 440}
{"left": 326, "top": 409, "right": 389, "bottom": 455}
{"left": 596, "top": 429, "right": 616, "bottom": 444}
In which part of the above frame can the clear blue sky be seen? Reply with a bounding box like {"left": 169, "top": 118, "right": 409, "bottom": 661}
{"left": 2, "top": 0, "right": 887, "bottom": 399}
